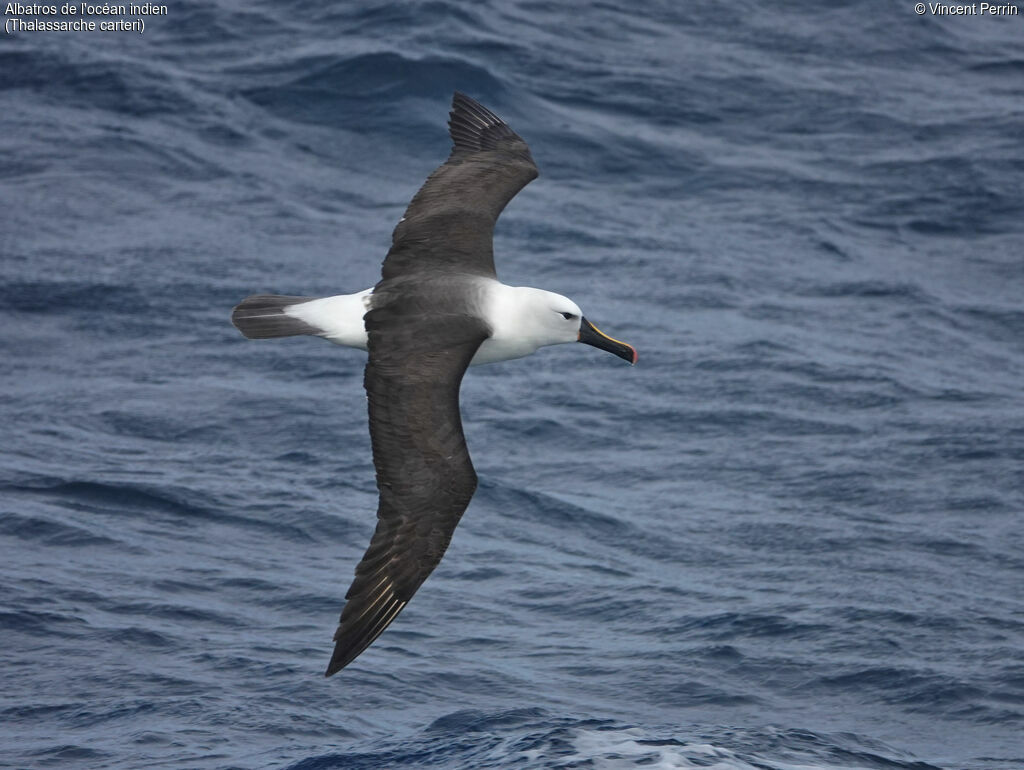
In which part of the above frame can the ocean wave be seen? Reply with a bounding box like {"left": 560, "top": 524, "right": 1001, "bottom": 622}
{"left": 243, "top": 52, "right": 505, "bottom": 130}
{"left": 0, "top": 280, "right": 152, "bottom": 315}
{"left": 2, "top": 478, "right": 322, "bottom": 544}
{"left": 285, "top": 715, "right": 944, "bottom": 770}
{"left": 0, "top": 510, "right": 123, "bottom": 548}
{"left": 1, "top": 49, "right": 197, "bottom": 118}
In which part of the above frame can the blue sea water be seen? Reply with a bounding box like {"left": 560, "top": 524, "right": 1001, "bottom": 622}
{"left": 2, "top": 1, "right": 1023, "bottom": 768}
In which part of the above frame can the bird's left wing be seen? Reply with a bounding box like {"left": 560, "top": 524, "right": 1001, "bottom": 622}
{"left": 325, "top": 289, "right": 489, "bottom": 675}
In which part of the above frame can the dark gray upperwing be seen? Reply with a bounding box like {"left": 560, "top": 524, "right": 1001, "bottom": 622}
{"left": 325, "top": 283, "right": 489, "bottom": 675}
{"left": 382, "top": 92, "right": 539, "bottom": 281}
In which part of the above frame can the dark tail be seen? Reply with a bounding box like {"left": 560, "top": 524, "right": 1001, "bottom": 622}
{"left": 231, "top": 294, "right": 319, "bottom": 339}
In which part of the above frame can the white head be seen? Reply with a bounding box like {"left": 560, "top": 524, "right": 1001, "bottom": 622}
{"left": 513, "top": 288, "right": 585, "bottom": 347}
{"left": 490, "top": 286, "right": 636, "bottom": 364}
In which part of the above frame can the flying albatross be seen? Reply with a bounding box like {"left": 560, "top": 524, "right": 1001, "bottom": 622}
{"left": 232, "top": 92, "right": 636, "bottom": 676}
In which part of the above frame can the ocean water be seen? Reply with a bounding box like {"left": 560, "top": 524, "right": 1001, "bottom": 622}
{"left": 2, "top": 1, "right": 1023, "bottom": 768}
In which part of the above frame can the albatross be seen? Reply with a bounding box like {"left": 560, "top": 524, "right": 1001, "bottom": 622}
{"left": 232, "top": 92, "right": 636, "bottom": 676}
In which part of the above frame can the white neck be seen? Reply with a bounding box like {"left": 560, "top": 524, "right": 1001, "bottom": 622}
{"left": 471, "top": 282, "right": 580, "bottom": 365}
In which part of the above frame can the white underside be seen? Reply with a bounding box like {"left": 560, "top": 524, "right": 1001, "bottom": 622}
{"left": 283, "top": 281, "right": 580, "bottom": 366}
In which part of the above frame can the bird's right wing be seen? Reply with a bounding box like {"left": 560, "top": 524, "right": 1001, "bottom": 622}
{"left": 382, "top": 92, "right": 539, "bottom": 281}
{"left": 325, "top": 295, "right": 489, "bottom": 675}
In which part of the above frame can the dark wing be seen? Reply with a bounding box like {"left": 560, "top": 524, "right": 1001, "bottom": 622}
{"left": 325, "top": 285, "right": 489, "bottom": 675}
{"left": 382, "top": 92, "right": 539, "bottom": 281}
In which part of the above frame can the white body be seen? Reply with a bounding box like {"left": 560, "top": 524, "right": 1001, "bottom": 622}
{"left": 283, "top": 281, "right": 583, "bottom": 366}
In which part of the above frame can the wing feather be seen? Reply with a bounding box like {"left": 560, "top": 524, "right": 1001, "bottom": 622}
{"left": 382, "top": 92, "right": 539, "bottom": 281}
{"left": 326, "top": 93, "right": 524, "bottom": 675}
{"left": 325, "top": 282, "right": 489, "bottom": 675}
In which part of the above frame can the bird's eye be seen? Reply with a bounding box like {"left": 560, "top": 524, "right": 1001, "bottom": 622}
{"left": 560, "top": 312, "right": 577, "bottom": 320}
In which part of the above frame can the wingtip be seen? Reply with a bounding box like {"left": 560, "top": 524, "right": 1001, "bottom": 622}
{"left": 450, "top": 90, "right": 481, "bottom": 112}
{"left": 324, "top": 648, "right": 349, "bottom": 677}
{"left": 447, "top": 91, "right": 519, "bottom": 156}
{"left": 325, "top": 639, "right": 357, "bottom": 677}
